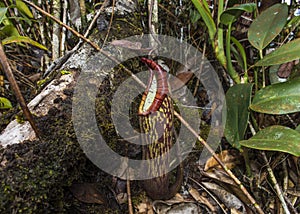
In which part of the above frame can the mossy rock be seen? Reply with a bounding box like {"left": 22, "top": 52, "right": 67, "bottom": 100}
{"left": 0, "top": 91, "right": 86, "bottom": 213}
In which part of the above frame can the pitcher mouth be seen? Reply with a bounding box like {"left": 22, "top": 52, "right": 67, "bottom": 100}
{"left": 138, "top": 58, "right": 169, "bottom": 116}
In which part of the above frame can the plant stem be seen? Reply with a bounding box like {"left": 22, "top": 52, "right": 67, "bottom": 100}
{"left": 254, "top": 68, "right": 258, "bottom": 92}
{"left": 259, "top": 50, "right": 265, "bottom": 88}
{"left": 215, "top": 0, "right": 227, "bottom": 69}
{"left": 225, "top": 22, "right": 240, "bottom": 83}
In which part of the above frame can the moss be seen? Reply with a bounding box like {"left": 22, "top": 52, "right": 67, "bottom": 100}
{"left": 0, "top": 93, "right": 86, "bottom": 213}
{"left": 0, "top": 109, "right": 16, "bottom": 131}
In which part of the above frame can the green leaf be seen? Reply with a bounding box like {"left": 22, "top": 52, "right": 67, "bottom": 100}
{"left": 254, "top": 39, "right": 300, "bottom": 66}
{"left": 0, "top": 7, "right": 7, "bottom": 24}
{"left": 250, "top": 77, "right": 300, "bottom": 114}
{"left": 287, "top": 15, "right": 300, "bottom": 29}
{"left": 230, "top": 44, "right": 243, "bottom": 69}
{"left": 268, "top": 64, "right": 281, "bottom": 84}
{"left": 2, "top": 36, "right": 48, "bottom": 50}
{"left": 0, "top": 97, "right": 12, "bottom": 109}
{"left": 0, "top": 24, "right": 20, "bottom": 37}
{"left": 191, "top": 0, "right": 216, "bottom": 41}
{"left": 60, "top": 70, "right": 72, "bottom": 75}
{"left": 15, "top": 0, "right": 33, "bottom": 18}
{"left": 220, "top": 3, "right": 256, "bottom": 25}
{"left": 225, "top": 83, "right": 254, "bottom": 149}
{"left": 248, "top": 3, "right": 288, "bottom": 51}
{"left": 190, "top": 9, "right": 201, "bottom": 24}
{"left": 240, "top": 125, "right": 300, "bottom": 156}
{"left": 231, "top": 36, "right": 247, "bottom": 72}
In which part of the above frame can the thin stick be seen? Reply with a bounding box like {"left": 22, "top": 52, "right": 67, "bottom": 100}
{"left": 84, "top": 0, "right": 109, "bottom": 38}
{"left": 148, "top": 0, "right": 161, "bottom": 55}
{"left": 126, "top": 179, "right": 134, "bottom": 214}
{"left": 250, "top": 123, "right": 291, "bottom": 213}
{"left": 189, "top": 177, "right": 227, "bottom": 213}
{"left": 193, "top": 42, "right": 206, "bottom": 96}
{"left": 60, "top": 0, "right": 68, "bottom": 56}
{"left": 261, "top": 152, "right": 290, "bottom": 214}
{"left": 101, "top": 0, "right": 115, "bottom": 48}
{"left": 0, "top": 43, "right": 40, "bottom": 138}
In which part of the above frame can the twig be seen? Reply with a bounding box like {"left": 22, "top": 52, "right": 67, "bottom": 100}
{"left": 158, "top": 3, "right": 177, "bottom": 20}
{"left": 125, "top": 132, "right": 133, "bottom": 214}
{"left": 283, "top": 194, "right": 298, "bottom": 214}
{"left": 148, "top": 0, "right": 161, "bottom": 55}
{"left": 283, "top": 161, "right": 298, "bottom": 214}
{"left": 193, "top": 42, "right": 206, "bottom": 96}
{"left": 51, "top": 0, "right": 61, "bottom": 60}
{"left": 283, "top": 159, "right": 288, "bottom": 194}
{"left": 84, "top": 0, "right": 109, "bottom": 38}
{"left": 126, "top": 178, "right": 134, "bottom": 214}
{"left": 249, "top": 122, "right": 289, "bottom": 213}
{"left": 261, "top": 152, "right": 291, "bottom": 214}
{"left": 0, "top": 43, "right": 40, "bottom": 138}
{"left": 60, "top": 0, "right": 68, "bottom": 56}
{"left": 189, "top": 177, "right": 227, "bottom": 213}
{"left": 101, "top": 0, "right": 115, "bottom": 49}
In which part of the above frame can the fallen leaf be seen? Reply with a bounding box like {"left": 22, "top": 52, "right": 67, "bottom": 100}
{"left": 169, "top": 72, "right": 194, "bottom": 92}
{"left": 202, "top": 182, "right": 247, "bottom": 213}
{"left": 116, "top": 192, "right": 127, "bottom": 204}
{"left": 135, "top": 196, "right": 154, "bottom": 214}
{"left": 153, "top": 200, "right": 200, "bottom": 214}
{"left": 188, "top": 187, "right": 216, "bottom": 212}
{"left": 69, "top": 183, "right": 106, "bottom": 204}
{"left": 201, "top": 169, "right": 252, "bottom": 205}
{"left": 169, "top": 57, "right": 198, "bottom": 91}
{"left": 204, "top": 150, "right": 241, "bottom": 171}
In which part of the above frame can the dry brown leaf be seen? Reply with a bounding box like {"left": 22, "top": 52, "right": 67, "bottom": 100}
{"left": 69, "top": 183, "right": 106, "bottom": 204}
{"left": 277, "top": 61, "right": 294, "bottom": 78}
{"left": 188, "top": 187, "right": 216, "bottom": 212}
{"left": 153, "top": 200, "right": 199, "bottom": 214}
{"left": 169, "top": 71, "right": 194, "bottom": 92}
{"left": 201, "top": 169, "right": 252, "bottom": 205}
{"left": 135, "top": 196, "right": 154, "bottom": 214}
{"left": 116, "top": 192, "right": 127, "bottom": 204}
{"left": 169, "top": 57, "right": 198, "bottom": 92}
{"left": 204, "top": 150, "right": 241, "bottom": 171}
{"left": 0, "top": 75, "right": 4, "bottom": 87}
{"left": 202, "top": 182, "right": 247, "bottom": 213}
